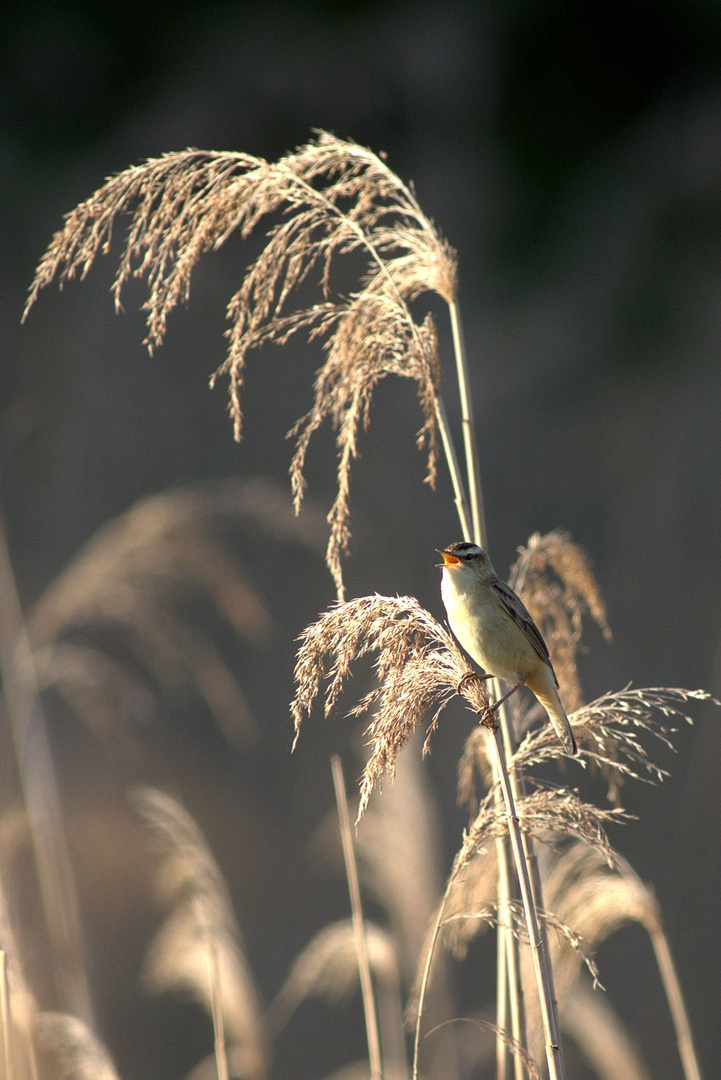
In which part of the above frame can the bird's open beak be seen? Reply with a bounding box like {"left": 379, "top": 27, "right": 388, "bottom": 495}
{"left": 436, "top": 548, "right": 461, "bottom": 568}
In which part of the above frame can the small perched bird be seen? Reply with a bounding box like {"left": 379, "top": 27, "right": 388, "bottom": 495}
{"left": 437, "top": 541, "right": 577, "bottom": 754}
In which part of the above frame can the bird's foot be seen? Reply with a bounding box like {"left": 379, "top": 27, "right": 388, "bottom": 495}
{"left": 479, "top": 704, "right": 500, "bottom": 732}
{"left": 476, "top": 681, "right": 523, "bottom": 731}
{"left": 457, "top": 670, "right": 492, "bottom": 695}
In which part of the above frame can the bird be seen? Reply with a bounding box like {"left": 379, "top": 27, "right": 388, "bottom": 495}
{"left": 437, "top": 541, "right": 577, "bottom": 754}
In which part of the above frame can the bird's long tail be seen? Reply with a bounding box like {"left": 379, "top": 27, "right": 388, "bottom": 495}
{"left": 530, "top": 682, "right": 578, "bottom": 755}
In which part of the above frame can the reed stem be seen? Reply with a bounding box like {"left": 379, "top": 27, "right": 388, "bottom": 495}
{"left": 0, "top": 514, "right": 92, "bottom": 1026}
{"left": 488, "top": 727, "right": 564, "bottom": 1080}
{"left": 331, "top": 755, "right": 383, "bottom": 1080}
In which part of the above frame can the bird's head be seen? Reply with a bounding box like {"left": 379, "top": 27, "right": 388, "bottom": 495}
{"left": 436, "top": 542, "right": 494, "bottom": 583}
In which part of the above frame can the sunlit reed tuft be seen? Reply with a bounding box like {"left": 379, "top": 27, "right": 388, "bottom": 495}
{"left": 133, "top": 787, "right": 267, "bottom": 1080}
{"left": 23, "top": 134, "right": 457, "bottom": 596}
{"left": 291, "top": 595, "right": 489, "bottom": 819}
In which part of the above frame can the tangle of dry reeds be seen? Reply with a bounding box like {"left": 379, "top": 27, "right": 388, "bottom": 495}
{"left": 23, "top": 130, "right": 714, "bottom": 1080}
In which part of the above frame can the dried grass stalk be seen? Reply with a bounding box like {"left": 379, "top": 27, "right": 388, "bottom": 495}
{"left": 24, "top": 134, "right": 457, "bottom": 596}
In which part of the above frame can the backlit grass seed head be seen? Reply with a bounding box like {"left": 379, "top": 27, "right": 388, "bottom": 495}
{"left": 291, "top": 595, "right": 488, "bottom": 819}
{"left": 24, "top": 133, "right": 457, "bottom": 598}
{"left": 510, "top": 530, "right": 612, "bottom": 714}
{"left": 510, "top": 686, "right": 713, "bottom": 803}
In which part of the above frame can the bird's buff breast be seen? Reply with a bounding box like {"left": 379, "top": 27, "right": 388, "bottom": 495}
{"left": 441, "top": 573, "right": 530, "bottom": 684}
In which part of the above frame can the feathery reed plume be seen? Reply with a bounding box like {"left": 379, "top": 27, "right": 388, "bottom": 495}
{"left": 30, "top": 479, "right": 327, "bottom": 748}
{"left": 34, "top": 1012, "right": 120, "bottom": 1080}
{"left": 133, "top": 787, "right": 267, "bottom": 1080}
{"left": 410, "top": 787, "right": 625, "bottom": 1014}
{"left": 562, "top": 979, "right": 652, "bottom": 1080}
{"left": 509, "top": 531, "right": 612, "bottom": 714}
{"left": 265, "top": 919, "right": 399, "bottom": 1030}
{"left": 291, "top": 595, "right": 488, "bottom": 819}
{"left": 24, "top": 135, "right": 457, "bottom": 596}
{"left": 512, "top": 687, "right": 712, "bottom": 800}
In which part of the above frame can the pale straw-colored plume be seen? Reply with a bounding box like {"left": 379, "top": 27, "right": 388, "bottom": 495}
{"left": 291, "top": 594, "right": 489, "bottom": 819}
{"left": 34, "top": 1012, "right": 120, "bottom": 1080}
{"left": 30, "top": 478, "right": 326, "bottom": 748}
{"left": 511, "top": 686, "right": 713, "bottom": 802}
{"left": 133, "top": 787, "right": 267, "bottom": 1080}
{"left": 265, "top": 919, "right": 400, "bottom": 1032}
{"left": 509, "top": 530, "right": 612, "bottom": 714}
{"left": 23, "top": 134, "right": 457, "bottom": 596}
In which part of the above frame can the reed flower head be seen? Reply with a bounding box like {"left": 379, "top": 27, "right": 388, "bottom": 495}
{"left": 291, "top": 594, "right": 487, "bottom": 818}
{"left": 24, "top": 133, "right": 457, "bottom": 597}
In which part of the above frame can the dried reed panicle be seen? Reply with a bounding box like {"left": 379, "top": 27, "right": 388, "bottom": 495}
{"left": 562, "top": 981, "right": 653, "bottom": 1080}
{"left": 133, "top": 788, "right": 266, "bottom": 1079}
{"left": 429, "top": 783, "right": 627, "bottom": 966}
{"left": 265, "top": 919, "right": 399, "bottom": 1033}
{"left": 25, "top": 134, "right": 457, "bottom": 596}
{"left": 29, "top": 482, "right": 292, "bottom": 747}
{"left": 355, "top": 737, "right": 447, "bottom": 983}
{"left": 450, "top": 785, "right": 626, "bottom": 880}
{"left": 510, "top": 531, "right": 611, "bottom": 713}
{"left": 520, "top": 840, "right": 660, "bottom": 1061}
{"left": 291, "top": 595, "right": 488, "bottom": 818}
{"left": 0, "top": 876, "right": 40, "bottom": 1080}
{"left": 507, "top": 686, "right": 712, "bottom": 803}
{"left": 34, "top": 1012, "right": 120, "bottom": 1080}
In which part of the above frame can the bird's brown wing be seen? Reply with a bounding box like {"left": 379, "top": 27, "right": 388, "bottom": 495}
{"left": 490, "top": 577, "right": 559, "bottom": 686}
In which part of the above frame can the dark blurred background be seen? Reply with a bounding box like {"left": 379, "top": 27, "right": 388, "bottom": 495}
{"left": 2, "top": 0, "right": 721, "bottom": 1078}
